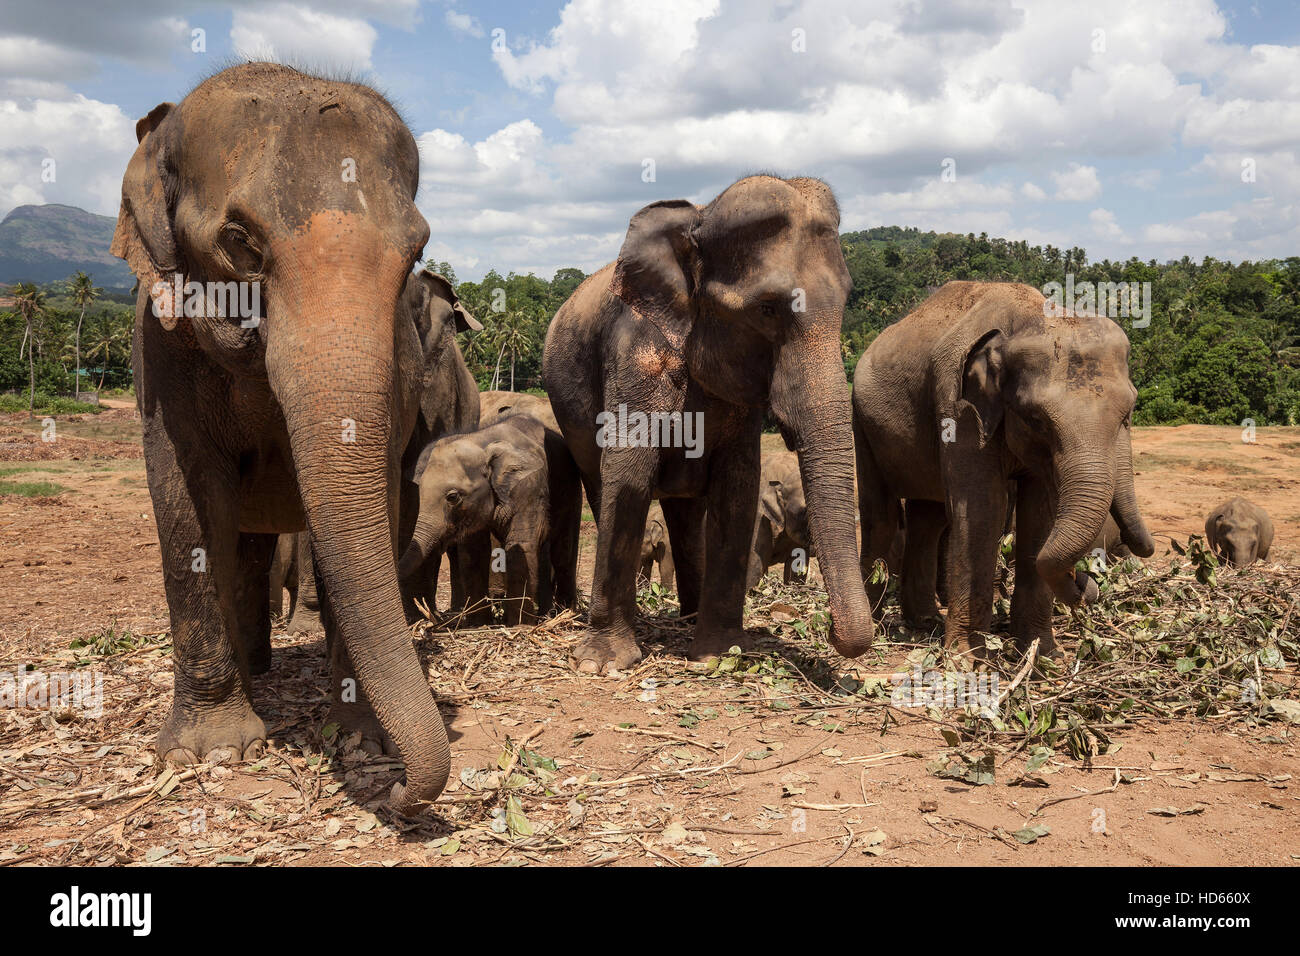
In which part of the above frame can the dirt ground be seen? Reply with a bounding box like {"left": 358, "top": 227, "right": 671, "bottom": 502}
{"left": 0, "top": 407, "right": 1297, "bottom": 867}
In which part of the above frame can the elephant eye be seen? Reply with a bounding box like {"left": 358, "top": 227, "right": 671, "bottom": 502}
{"left": 221, "top": 222, "right": 264, "bottom": 275}
{"left": 445, "top": 489, "right": 462, "bottom": 505}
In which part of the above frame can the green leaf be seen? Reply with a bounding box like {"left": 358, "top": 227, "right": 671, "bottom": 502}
{"left": 1012, "top": 824, "right": 1050, "bottom": 844}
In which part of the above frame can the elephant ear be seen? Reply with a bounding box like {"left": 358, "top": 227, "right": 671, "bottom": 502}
{"left": 110, "top": 102, "right": 180, "bottom": 328}
{"left": 421, "top": 271, "right": 481, "bottom": 334}
{"left": 759, "top": 479, "right": 786, "bottom": 539}
{"left": 609, "top": 199, "right": 701, "bottom": 351}
{"left": 485, "top": 439, "right": 542, "bottom": 506}
{"left": 958, "top": 328, "right": 1006, "bottom": 445}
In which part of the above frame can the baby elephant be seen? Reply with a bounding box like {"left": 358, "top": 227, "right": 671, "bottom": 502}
{"left": 639, "top": 505, "right": 675, "bottom": 589}
{"left": 1205, "top": 498, "right": 1273, "bottom": 567}
{"left": 747, "top": 450, "right": 813, "bottom": 589}
{"left": 400, "top": 415, "right": 580, "bottom": 624}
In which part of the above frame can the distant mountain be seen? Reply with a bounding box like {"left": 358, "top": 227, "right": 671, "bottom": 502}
{"left": 0, "top": 203, "right": 136, "bottom": 290}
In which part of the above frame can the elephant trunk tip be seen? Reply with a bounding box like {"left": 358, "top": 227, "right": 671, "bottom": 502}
{"left": 827, "top": 605, "right": 874, "bottom": 659}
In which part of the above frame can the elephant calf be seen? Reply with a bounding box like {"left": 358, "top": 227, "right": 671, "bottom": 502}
{"left": 400, "top": 414, "right": 581, "bottom": 624}
{"left": 1205, "top": 497, "right": 1273, "bottom": 567}
{"left": 639, "top": 505, "right": 676, "bottom": 589}
{"left": 746, "top": 450, "right": 813, "bottom": 589}
{"left": 268, "top": 532, "right": 321, "bottom": 634}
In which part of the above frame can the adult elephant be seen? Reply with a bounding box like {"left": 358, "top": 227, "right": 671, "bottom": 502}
{"left": 853, "top": 281, "right": 1154, "bottom": 656}
{"left": 543, "top": 175, "right": 874, "bottom": 673}
{"left": 111, "top": 63, "right": 448, "bottom": 811}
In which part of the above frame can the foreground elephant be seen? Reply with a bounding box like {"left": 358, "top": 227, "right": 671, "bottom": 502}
{"left": 400, "top": 414, "right": 582, "bottom": 622}
{"left": 544, "top": 175, "right": 874, "bottom": 672}
{"left": 853, "top": 281, "right": 1154, "bottom": 655}
{"left": 1205, "top": 497, "right": 1273, "bottom": 567}
{"left": 746, "top": 450, "right": 813, "bottom": 589}
{"left": 112, "top": 63, "right": 448, "bottom": 810}
{"left": 639, "top": 504, "right": 675, "bottom": 589}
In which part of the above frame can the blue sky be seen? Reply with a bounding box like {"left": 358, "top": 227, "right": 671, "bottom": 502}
{"left": 2, "top": 0, "right": 1298, "bottom": 280}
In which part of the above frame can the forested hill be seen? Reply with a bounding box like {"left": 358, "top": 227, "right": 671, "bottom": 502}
{"left": 0, "top": 204, "right": 135, "bottom": 289}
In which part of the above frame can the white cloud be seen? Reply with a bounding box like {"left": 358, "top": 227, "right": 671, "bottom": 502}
{"left": 231, "top": 3, "right": 379, "bottom": 71}
{"left": 1021, "top": 182, "right": 1047, "bottom": 201}
{"left": 1052, "top": 164, "right": 1102, "bottom": 202}
{"left": 445, "top": 9, "right": 485, "bottom": 39}
{"left": 0, "top": 89, "right": 135, "bottom": 218}
{"left": 1089, "top": 208, "right": 1128, "bottom": 241}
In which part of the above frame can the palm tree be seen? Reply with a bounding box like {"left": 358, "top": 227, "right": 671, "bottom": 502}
{"left": 494, "top": 309, "right": 536, "bottom": 391}
{"left": 13, "top": 283, "right": 46, "bottom": 413}
{"left": 85, "top": 314, "right": 129, "bottom": 391}
{"left": 70, "top": 271, "right": 101, "bottom": 401}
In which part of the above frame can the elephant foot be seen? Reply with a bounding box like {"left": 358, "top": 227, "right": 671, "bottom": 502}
{"left": 901, "top": 606, "right": 943, "bottom": 633}
{"left": 286, "top": 608, "right": 322, "bottom": 635}
{"left": 570, "top": 630, "right": 641, "bottom": 675}
{"left": 687, "top": 627, "right": 751, "bottom": 663}
{"left": 157, "top": 704, "right": 266, "bottom": 765}
{"left": 327, "top": 703, "right": 399, "bottom": 756}
{"left": 246, "top": 642, "right": 272, "bottom": 676}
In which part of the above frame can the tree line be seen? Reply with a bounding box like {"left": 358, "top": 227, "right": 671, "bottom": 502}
{"left": 4, "top": 230, "right": 1298, "bottom": 425}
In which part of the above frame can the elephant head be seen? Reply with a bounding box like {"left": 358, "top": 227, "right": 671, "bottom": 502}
{"left": 399, "top": 417, "right": 548, "bottom": 585}
{"left": 111, "top": 64, "right": 447, "bottom": 810}
{"left": 953, "top": 303, "right": 1155, "bottom": 607}
{"left": 609, "top": 175, "right": 873, "bottom": 657}
{"left": 1205, "top": 498, "right": 1270, "bottom": 567}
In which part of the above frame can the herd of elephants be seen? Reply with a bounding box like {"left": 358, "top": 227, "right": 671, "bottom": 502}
{"left": 108, "top": 64, "right": 1275, "bottom": 811}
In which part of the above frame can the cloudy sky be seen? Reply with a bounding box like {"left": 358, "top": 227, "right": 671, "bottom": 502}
{"left": 2, "top": 0, "right": 1298, "bottom": 280}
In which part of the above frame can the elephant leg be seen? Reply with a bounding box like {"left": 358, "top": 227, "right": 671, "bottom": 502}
{"left": 639, "top": 555, "right": 655, "bottom": 585}
{"left": 570, "top": 448, "right": 653, "bottom": 674}
{"left": 268, "top": 533, "right": 293, "bottom": 620}
{"left": 580, "top": 471, "right": 602, "bottom": 526}
{"left": 900, "top": 500, "right": 945, "bottom": 630}
{"left": 658, "top": 546, "right": 675, "bottom": 591}
{"left": 935, "top": 527, "right": 949, "bottom": 606}
{"left": 690, "top": 428, "right": 760, "bottom": 661}
{"left": 503, "top": 541, "right": 540, "bottom": 626}
{"left": 233, "top": 532, "right": 276, "bottom": 676}
{"left": 942, "top": 480, "right": 1007, "bottom": 656}
{"left": 855, "top": 427, "right": 901, "bottom": 618}
{"left": 286, "top": 532, "right": 322, "bottom": 634}
{"left": 660, "top": 496, "right": 706, "bottom": 618}
{"left": 1010, "top": 476, "right": 1058, "bottom": 656}
{"left": 144, "top": 430, "right": 265, "bottom": 763}
{"left": 546, "top": 436, "right": 583, "bottom": 610}
{"left": 454, "top": 530, "right": 493, "bottom": 626}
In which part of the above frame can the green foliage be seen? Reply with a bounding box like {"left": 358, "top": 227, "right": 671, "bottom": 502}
{"left": 0, "top": 479, "right": 68, "bottom": 497}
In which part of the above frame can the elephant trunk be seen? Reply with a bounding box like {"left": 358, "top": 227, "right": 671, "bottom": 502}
{"left": 1110, "top": 426, "right": 1155, "bottom": 557}
{"left": 771, "top": 322, "right": 874, "bottom": 658}
{"left": 398, "top": 512, "right": 445, "bottom": 589}
{"left": 1036, "top": 446, "right": 1115, "bottom": 606}
{"left": 266, "top": 280, "right": 449, "bottom": 813}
